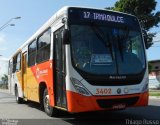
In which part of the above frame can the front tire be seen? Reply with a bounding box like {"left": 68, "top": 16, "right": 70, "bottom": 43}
{"left": 43, "top": 88, "right": 58, "bottom": 117}
{"left": 15, "top": 86, "right": 23, "bottom": 104}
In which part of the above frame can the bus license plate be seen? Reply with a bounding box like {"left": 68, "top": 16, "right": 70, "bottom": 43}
{"left": 112, "top": 104, "right": 126, "bottom": 110}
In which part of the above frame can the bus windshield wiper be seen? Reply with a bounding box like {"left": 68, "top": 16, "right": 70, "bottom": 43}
{"left": 116, "top": 27, "right": 129, "bottom": 62}
{"left": 90, "top": 23, "right": 114, "bottom": 60}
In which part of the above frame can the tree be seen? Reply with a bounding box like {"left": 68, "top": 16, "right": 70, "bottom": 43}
{"left": 1, "top": 74, "right": 8, "bottom": 89}
{"left": 148, "top": 62, "right": 153, "bottom": 73}
{"left": 106, "top": 0, "right": 160, "bottom": 48}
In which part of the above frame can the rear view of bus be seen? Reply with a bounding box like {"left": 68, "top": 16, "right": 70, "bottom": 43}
{"left": 64, "top": 7, "right": 148, "bottom": 113}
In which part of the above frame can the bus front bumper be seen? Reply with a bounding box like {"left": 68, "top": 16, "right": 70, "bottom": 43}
{"left": 66, "top": 91, "right": 149, "bottom": 113}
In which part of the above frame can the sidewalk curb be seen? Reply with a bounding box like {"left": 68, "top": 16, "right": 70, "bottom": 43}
{"left": 0, "top": 89, "right": 9, "bottom": 94}
{"left": 149, "top": 96, "right": 160, "bottom": 99}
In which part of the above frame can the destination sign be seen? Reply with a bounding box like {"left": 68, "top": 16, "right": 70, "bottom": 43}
{"left": 68, "top": 8, "right": 140, "bottom": 30}
{"left": 83, "top": 11, "right": 124, "bottom": 23}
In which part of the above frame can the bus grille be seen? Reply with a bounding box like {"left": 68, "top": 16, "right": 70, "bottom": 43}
{"left": 97, "top": 97, "right": 139, "bottom": 109}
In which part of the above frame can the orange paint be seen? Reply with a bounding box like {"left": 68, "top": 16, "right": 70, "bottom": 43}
{"left": 30, "top": 60, "right": 55, "bottom": 106}
{"left": 66, "top": 91, "right": 148, "bottom": 113}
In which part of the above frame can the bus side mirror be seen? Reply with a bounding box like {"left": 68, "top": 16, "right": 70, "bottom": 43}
{"left": 142, "top": 30, "right": 148, "bottom": 48}
{"left": 144, "top": 36, "right": 148, "bottom": 49}
{"left": 62, "top": 29, "right": 69, "bottom": 44}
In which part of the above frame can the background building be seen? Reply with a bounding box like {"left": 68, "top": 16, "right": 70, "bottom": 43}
{"left": 149, "top": 60, "right": 160, "bottom": 89}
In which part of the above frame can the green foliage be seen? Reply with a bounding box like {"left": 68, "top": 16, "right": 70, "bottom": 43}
{"left": 148, "top": 62, "right": 153, "bottom": 73}
{"left": 149, "top": 91, "right": 160, "bottom": 96}
{"left": 1, "top": 74, "right": 8, "bottom": 89}
{"left": 106, "top": 0, "right": 160, "bottom": 49}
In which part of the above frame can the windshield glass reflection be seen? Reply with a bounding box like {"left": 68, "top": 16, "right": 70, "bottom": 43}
{"left": 71, "top": 24, "right": 145, "bottom": 75}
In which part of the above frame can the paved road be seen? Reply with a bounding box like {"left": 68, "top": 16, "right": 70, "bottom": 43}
{"left": 0, "top": 92, "right": 160, "bottom": 125}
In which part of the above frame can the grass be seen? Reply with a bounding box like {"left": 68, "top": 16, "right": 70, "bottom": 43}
{"left": 149, "top": 91, "right": 160, "bottom": 96}
{"left": 0, "top": 84, "right": 8, "bottom": 89}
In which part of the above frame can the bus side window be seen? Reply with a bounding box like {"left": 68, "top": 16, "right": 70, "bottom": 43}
{"left": 28, "top": 40, "right": 37, "bottom": 67}
{"left": 12, "top": 56, "right": 17, "bottom": 73}
{"left": 12, "top": 52, "right": 21, "bottom": 73}
{"left": 36, "top": 28, "right": 51, "bottom": 63}
{"left": 16, "top": 53, "right": 21, "bottom": 71}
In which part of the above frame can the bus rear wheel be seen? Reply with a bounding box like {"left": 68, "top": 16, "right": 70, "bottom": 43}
{"left": 15, "top": 86, "right": 23, "bottom": 104}
{"left": 43, "top": 88, "right": 58, "bottom": 117}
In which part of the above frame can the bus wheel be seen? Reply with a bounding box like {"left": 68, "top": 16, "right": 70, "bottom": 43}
{"left": 43, "top": 88, "right": 58, "bottom": 117}
{"left": 15, "top": 86, "right": 23, "bottom": 104}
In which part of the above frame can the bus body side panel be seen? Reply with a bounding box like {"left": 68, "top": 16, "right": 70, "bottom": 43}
{"left": 13, "top": 72, "right": 23, "bottom": 98}
{"left": 25, "top": 65, "right": 39, "bottom": 102}
{"left": 16, "top": 71, "right": 23, "bottom": 97}
{"left": 15, "top": 59, "right": 54, "bottom": 104}
{"left": 23, "top": 60, "right": 55, "bottom": 106}
{"left": 14, "top": 65, "right": 38, "bottom": 101}
{"left": 30, "top": 60, "right": 55, "bottom": 106}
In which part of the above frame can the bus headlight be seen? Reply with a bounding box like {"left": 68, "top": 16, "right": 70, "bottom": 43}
{"left": 70, "top": 77, "right": 91, "bottom": 96}
{"left": 142, "top": 78, "right": 149, "bottom": 92}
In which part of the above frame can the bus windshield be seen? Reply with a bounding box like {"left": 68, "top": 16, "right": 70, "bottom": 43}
{"left": 70, "top": 24, "right": 145, "bottom": 75}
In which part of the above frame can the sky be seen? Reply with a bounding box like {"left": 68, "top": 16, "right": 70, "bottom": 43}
{"left": 0, "top": 0, "right": 118, "bottom": 60}
{"left": 0, "top": 0, "right": 159, "bottom": 61}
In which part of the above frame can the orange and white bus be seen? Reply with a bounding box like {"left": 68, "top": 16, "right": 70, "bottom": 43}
{"left": 8, "top": 6, "right": 149, "bottom": 116}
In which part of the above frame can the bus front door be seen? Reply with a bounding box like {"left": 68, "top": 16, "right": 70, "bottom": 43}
{"left": 54, "top": 27, "right": 67, "bottom": 108}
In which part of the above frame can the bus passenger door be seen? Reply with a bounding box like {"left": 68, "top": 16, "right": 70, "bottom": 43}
{"left": 54, "top": 27, "right": 67, "bottom": 108}
{"left": 22, "top": 52, "right": 28, "bottom": 98}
